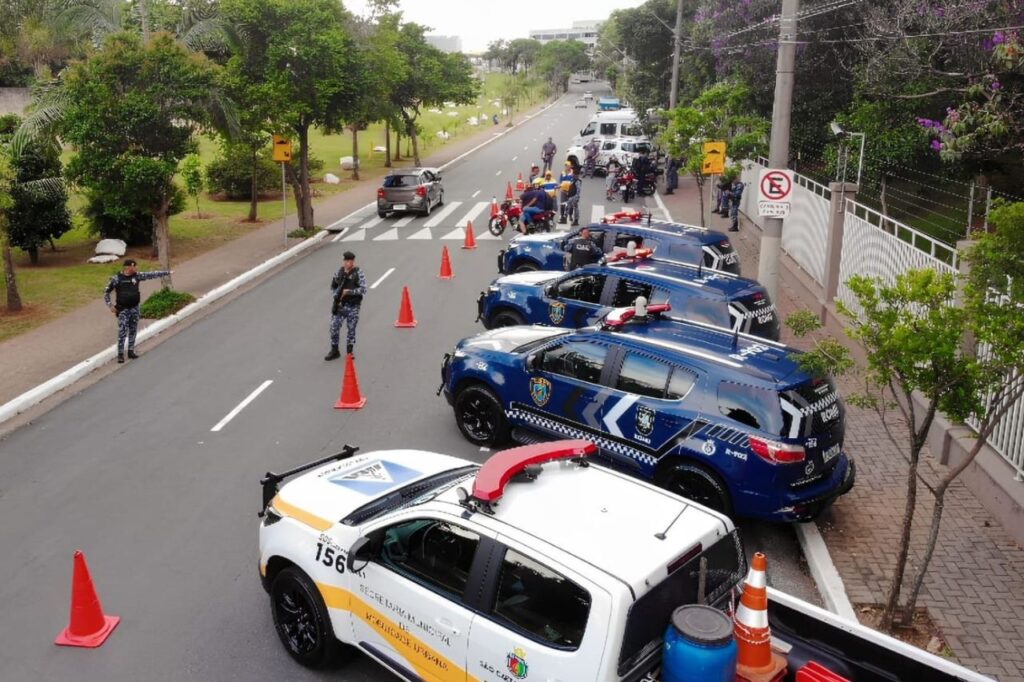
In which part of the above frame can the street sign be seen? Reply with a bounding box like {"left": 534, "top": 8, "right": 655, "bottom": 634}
{"left": 272, "top": 135, "right": 292, "bottom": 163}
{"left": 702, "top": 141, "right": 726, "bottom": 175}
{"left": 757, "top": 168, "right": 793, "bottom": 217}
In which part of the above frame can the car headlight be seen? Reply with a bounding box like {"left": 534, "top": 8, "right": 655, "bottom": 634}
{"left": 454, "top": 349, "right": 467, "bottom": 359}
{"left": 488, "top": 285, "right": 500, "bottom": 293}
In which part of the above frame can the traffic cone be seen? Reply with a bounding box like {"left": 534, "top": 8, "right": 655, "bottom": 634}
{"left": 505, "top": 181, "right": 515, "bottom": 201}
{"left": 334, "top": 354, "right": 367, "bottom": 409}
{"left": 55, "top": 550, "right": 120, "bottom": 648}
{"left": 516, "top": 172, "right": 525, "bottom": 191}
{"left": 438, "top": 245, "right": 454, "bottom": 280}
{"left": 734, "top": 552, "right": 787, "bottom": 682}
{"left": 394, "top": 286, "right": 417, "bottom": 327}
{"left": 490, "top": 196, "right": 500, "bottom": 219}
{"left": 462, "top": 221, "right": 477, "bottom": 250}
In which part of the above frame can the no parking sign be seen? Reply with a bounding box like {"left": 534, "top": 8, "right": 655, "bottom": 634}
{"left": 758, "top": 168, "right": 793, "bottom": 217}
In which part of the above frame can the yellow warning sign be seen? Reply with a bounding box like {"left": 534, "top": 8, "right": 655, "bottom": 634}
{"left": 702, "top": 141, "right": 727, "bottom": 175}
{"left": 272, "top": 135, "right": 292, "bottom": 162}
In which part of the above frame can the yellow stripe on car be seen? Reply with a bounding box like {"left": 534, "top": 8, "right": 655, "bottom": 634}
{"left": 271, "top": 495, "right": 334, "bottom": 531}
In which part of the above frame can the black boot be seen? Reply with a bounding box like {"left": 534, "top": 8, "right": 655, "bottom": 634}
{"left": 127, "top": 350, "right": 139, "bottom": 359}
{"left": 346, "top": 343, "right": 354, "bottom": 357}
{"left": 117, "top": 354, "right": 125, "bottom": 364}
{"left": 324, "top": 345, "right": 341, "bottom": 361}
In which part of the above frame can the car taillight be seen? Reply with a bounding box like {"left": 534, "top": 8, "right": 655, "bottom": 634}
{"left": 749, "top": 436, "right": 805, "bottom": 464}
{"left": 376, "top": 188, "right": 385, "bottom": 199}
{"left": 750, "top": 291, "right": 765, "bottom": 302}
{"left": 416, "top": 186, "right": 427, "bottom": 197}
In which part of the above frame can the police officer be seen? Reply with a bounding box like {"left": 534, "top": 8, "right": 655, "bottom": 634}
{"left": 565, "top": 227, "right": 604, "bottom": 270}
{"left": 103, "top": 258, "right": 171, "bottom": 363}
{"left": 325, "top": 251, "right": 367, "bottom": 360}
{"left": 540, "top": 137, "right": 557, "bottom": 174}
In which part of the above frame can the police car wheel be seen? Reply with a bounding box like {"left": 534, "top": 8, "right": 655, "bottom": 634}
{"left": 666, "top": 463, "right": 733, "bottom": 517}
{"left": 271, "top": 566, "right": 341, "bottom": 668}
{"left": 490, "top": 310, "right": 525, "bottom": 328}
{"left": 513, "top": 262, "right": 538, "bottom": 274}
{"left": 454, "top": 385, "right": 510, "bottom": 446}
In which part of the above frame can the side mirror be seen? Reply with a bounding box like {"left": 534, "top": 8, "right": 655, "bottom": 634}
{"left": 526, "top": 353, "right": 540, "bottom": 370}
{"left": 346, "top": 536, "right": 373, "bottom": 573}
{"left": 545, "top": 283, "right": 558, "bottom": 298}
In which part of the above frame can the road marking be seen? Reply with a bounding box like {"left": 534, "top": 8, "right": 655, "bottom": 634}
{"left": 457, "top": 201, "right": 489, "bottom": 227}
{"left": 393, "top": 215, "right": 416, "bottom": 227}
{"left": 591, "top": 204, "right": 606, "bottom": 223}
{"left": 653, "top": 191, "right": 673, "bottom": 222}
{"left": 424, "top": 200, "right": 463, "bottom": 228}
{"left": 479, "top": 446, "right": 490, "bottom": 452}
{"left": 512, "top": 156, "right": 518, "bottom": 162}
{"left": 359, "top": 215, "right": 384, "bottom": 230}
{"left": 408, "top": 227, "right": 432, "bottom": 240}
{"left": 331, "top": 231, "right": 347, "bottom": 242}
{"left": 341, "top": 230, "right": 366, "bottom": 242}
{"left": 373, "top": 227, "right": 399, "bottom": 241}
{"left": 440, "top": 227, "right": 466, "bottom": 240}
{"left": 495, "top": 170, "right": 502, "bottom": 176}
{"left": 471, "top": 189, "right": 481, "bottom": 198}
{"left": 524, "top": 146, "right": 528, "bottom": 150}
{"left": 475, "top": 228, "right": 499, "bottom": 240}
{"left": 211, "top": 380, "right": 273, "bottom": 432}
{"left": 370, "top": 268, "right": 395, "bottom": 289}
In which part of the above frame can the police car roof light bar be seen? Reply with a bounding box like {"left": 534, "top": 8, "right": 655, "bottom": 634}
{"left": 471, "top": 440, "right": 596, "bottom": 504}
{"left": 602, "top": 302, "right": 672, "bottom": 329}
{"left": 606, "top": 248, "right": 654, "bottom": 264}
{"left": 259, "top": 445, "right": 360, "bottom": 515}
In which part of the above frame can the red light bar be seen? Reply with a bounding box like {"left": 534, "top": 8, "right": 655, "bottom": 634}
{"left": 601, "top": 209, "right": 644, "bottom": 224}
{"left": 603, "top": 302, "right": 672, "bottom": 328}
{"left": 606, "top": 248, "right": 654, "bottom": 263}
{"left": 471, "top": 440, "right": 596, "bottom": 503}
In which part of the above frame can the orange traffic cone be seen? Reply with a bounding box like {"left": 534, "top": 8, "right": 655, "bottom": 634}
{"left": 462, "top": 221, "right": 477, "bottom": 250}
{"left": 55, "top": 550, "right": 120, "bottom": 648}
{"left": 490, "top": 196, "right": 500, "bottom": 219}
{"left": 734, "top": 552, "right": 787, "bottom": 682}
{"left": 394, "top": 286, "right": 417, "bottom": 327}
{"left": 516, "top": 172, "right": 525, "bottom": 191}
{"left": 334, "top": 354, "right": 367, "bottom": 409}
{"left": 438, "top": 245, "right": 454, "bottom": 280}
{"left": 505, "top": 181, "right": 515, "bottom": 201}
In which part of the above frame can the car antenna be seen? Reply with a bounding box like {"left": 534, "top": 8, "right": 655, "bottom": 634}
{"left": 654, "top": 506, "right": 687, "bottom": 540}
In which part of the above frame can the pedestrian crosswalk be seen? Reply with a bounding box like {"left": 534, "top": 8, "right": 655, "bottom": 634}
{"left": 332, "top": 199, "right": 666, "bottom": 244}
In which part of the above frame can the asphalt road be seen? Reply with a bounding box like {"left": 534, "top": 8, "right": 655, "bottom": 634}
{"left": 0, "top": 83, "right": 817, "bottom": 681}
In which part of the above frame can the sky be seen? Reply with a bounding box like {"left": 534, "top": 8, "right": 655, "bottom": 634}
{"left": 343, "top": 0, "right": 646, "bottom": 53}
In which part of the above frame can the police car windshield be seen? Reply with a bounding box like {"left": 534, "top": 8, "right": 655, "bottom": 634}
{"left": 513, "top": 330, "right": 570, "bottom": 353}
{"left": 341, "top": 466, "right": 479, "bottom": 525}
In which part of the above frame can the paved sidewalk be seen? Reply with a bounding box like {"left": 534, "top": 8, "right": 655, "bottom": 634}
{"left": 0, "top": 107, "right": 547, "bottom": 409}
{"left": 661, "top": 177, "right": 1024, "bottom": 681}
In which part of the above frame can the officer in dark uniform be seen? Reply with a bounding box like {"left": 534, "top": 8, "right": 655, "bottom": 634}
{"left": 103, "top": 258, "right": 171, "bottom": 363}
{"left": 565, "top": 227, "right": 605, "bottom": 270}
{"left": 325, "top": 251, "right": 367, "bottom": 360}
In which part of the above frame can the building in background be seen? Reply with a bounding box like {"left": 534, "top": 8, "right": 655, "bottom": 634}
{"left": 426, "top": 34, "right": 463, "bottom": 53}
{"left": 529, "top": 20, "right": 602, "bottom": 48}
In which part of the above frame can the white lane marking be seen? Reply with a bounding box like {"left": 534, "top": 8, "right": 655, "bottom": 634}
{"left": 475, "top": 229, "right": 500, "bottom": 240}
{"left": 524, "top": 146, "right": 528, "bottom": 150}
{"left": 331, "top": 231, "right": 347, "bottom": 242}
{"left": 471, "top": 189, "right": 481, "bottom": 198}
{"left": 653, "top": 191, "right": 673, "bottom": 221}
{"left": 408, "top": 227, "right": 433, "bottom": 240}
{"left": 457, "top": 201, "right": 489, "bottom": 227}
{"left": 371, "top": 268, "right": 395, "bottom": 289}
{"left": 440, "top": 227, "right": 466, "bottom": 240}
{"left": 602, "top": 395, "right": 638, "bottom": 438}
{"left": 479, "top": 446, "right": 490, "bottom": 452}
{"left": 211, "top": 380, "right": 273, "bottom": 432}
{"left": 341, "top": 230, "right": 366, "bottom": 242}
{"left": 495, "top": 170, "right": 502, "bottom": 176}
{"left": 424, "top": 200, "right": 463, "bottom": 228}
{"left": 591, "top": 204, "right": 605, "bottom": 223}
{"left": 393, "top": 215, "right": 416, "bottom": 227}
{"left": 373, "top": 227, "right": 399, "bottom": 241}
{"left": 359, "top": 215, "right": 384, "bottom": 230}
{"left": 512, "top": 156, "right": 518, "bottom": 162}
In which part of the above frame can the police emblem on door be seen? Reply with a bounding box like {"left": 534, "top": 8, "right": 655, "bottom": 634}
{"left": 636, "top": 405, "right": 655, "bottom": 437}
{"left": 549, "top": 301, "right": 566, "bottom": 324}
{"left": 530, "top": 377, "right": 552, "bottom": 406}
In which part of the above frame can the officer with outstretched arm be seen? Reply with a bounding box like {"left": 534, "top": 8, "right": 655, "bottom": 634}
{"left": 103, "top": 258, "right": 171, "bottom": 363}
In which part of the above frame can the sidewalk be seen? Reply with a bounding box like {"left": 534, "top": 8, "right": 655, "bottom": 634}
{"left": 0, "top": 104, "right": 549, "bottom": 410}
{"left": 661, "top": 177, "right": 1024, "bottom": 681}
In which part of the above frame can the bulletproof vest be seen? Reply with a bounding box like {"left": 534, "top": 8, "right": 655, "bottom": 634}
{"left": 569, "top": 239, "right": 600, "bottom": 268}
{"left": 114, "top": 273, "right": 141, "bottom": 310}
{"left": 336, "top": 267, "right": 363, "bottom": 305}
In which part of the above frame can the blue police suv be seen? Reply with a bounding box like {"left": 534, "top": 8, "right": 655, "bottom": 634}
{"left": 440, "top": 306, "right": 854, "bottom": 522}
{"left": 477, "top": 251, "right": 781, "bottom": 339}
{"left": 497, "top": 215, "right": 740, "bottom": 276}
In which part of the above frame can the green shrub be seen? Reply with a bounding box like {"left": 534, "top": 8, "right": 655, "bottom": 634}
{"left": 206, "top": 143, "right": 279, "bottom": 199}
{"left": 140, "top": 288, "right": 195, "bottom": 319}
{"left": 82, "top": 190, "right": 184, "bottom": 245}
{"left": 287, "top": 227, "right": 319, "bottom": 239}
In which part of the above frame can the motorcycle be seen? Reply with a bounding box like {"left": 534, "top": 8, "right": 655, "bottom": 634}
{"left": 488, "top": 199, "right": 523, "bottom": 236}
{"left": 521, "top": 209, "right": 556, "bottom": 234}
{"left": 616, "top": 171, "right": 637, "bottom": 203}
{"left": 636, "top": 170, "right": 659, "bottom": 197}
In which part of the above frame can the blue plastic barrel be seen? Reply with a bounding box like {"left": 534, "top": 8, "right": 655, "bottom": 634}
{"left": 662, "top": 605, "right": 738, "bottom": 682}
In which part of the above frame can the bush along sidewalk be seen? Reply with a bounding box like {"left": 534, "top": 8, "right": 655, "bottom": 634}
{"left": 140, "top": 288, "right": 195, "bottom": 319}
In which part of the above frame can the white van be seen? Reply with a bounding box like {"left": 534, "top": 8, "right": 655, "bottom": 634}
{"left": 573, "top": 111, "right": 644, "bottom": 146}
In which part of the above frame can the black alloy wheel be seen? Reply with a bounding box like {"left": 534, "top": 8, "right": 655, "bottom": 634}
{"left": 454, "top": 385, "right": 510, "bottom": 446}
{"left": 271, "top": 567, "right": 339, "bottom": 669}
{"left": 490, "top": 310, "right": 525, "bottom": 328}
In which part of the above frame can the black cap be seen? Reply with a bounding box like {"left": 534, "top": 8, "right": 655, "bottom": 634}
{"left": 342, "top": 251, "right": 356, "bottom": 261}
{"left": 123, "top": 258, "right": 137, "bottom": 266}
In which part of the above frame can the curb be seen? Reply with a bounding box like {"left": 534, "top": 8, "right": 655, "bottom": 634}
{"left": 0, "top": 95, "right": 567, "bottom": 428}
{"left": 659, "top": 190, "right": 859, "bottom": 623}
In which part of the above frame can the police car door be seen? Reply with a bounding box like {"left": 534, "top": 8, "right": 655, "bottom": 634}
{"left": 546, "top": 272, "right": 612, "bottom": 327}
{"left": 349, "top": 513, "right": 490, "bottom": 681}
{"left": 602, "top": 349, "right": 703, "bottom": 474}
{"left": 524, "top": 339, "right": 612, "bottom": 442}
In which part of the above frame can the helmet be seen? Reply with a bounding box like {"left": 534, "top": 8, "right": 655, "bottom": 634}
{"left": 544, "top": 170, "right": 553, "bottom": 179}
{"left": 530, "top": 163, "right": 539, "bottom": 170}
{"left": 532, "top": 178, "right": 544, "bottom": 187}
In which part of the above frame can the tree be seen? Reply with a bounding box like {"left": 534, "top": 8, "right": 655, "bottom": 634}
{"left": 180, "top": 153, "right": 204, "bottom": 218}
{"left": 221, "top": 0, "right": 359, "bottom": 229}
{"left": 0, "top": 147, "right": 21, "bottom": 312}
{"left": 61, "top": 32, "right": 222, "bottom": 287}
{"left": 535, "top": 40, "right": 590, "bottom": 94}
{"left": 390, "top": 22, "right": 478, "bottom": 167}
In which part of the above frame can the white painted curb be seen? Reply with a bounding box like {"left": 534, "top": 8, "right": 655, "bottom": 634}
{"left": 0, "top": 96, "right": 566, "bottom": 427}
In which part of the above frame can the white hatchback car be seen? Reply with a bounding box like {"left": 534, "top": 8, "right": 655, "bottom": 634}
{"left": 258, "top": 440, "right": 744, "bottom": 680}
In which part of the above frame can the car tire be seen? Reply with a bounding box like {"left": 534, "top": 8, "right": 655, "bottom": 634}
{"left": 270, "top": 566, "right": 343, "bottom": 669}
{"left": 377, "top": 210, "right": 388, "bottom": 219}
{"left": 664, "top": 462, "right": 733, "bottom": 518}
{"left": 454, "top": 385, "right": 510, "bottom": 446}
{"left": 513, "top": 262, "right": 538, "bottom": 273}
{"left": 437, "top": 190, "right": 444, "bottom": 206}
{"left": 490, "top": 309, "right": 525, "bottom": 328}
{"left": 421, "top": 198, "right": 432, "bottom": 217}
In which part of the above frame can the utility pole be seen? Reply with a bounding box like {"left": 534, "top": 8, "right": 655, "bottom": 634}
{"left": 669, "top": 0, "right": 684, "bottom": 109}
{"left": 756, "top": 0, "right": 799, "bottom": 301}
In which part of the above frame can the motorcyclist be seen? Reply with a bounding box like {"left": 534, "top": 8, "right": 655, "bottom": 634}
{"left": 528, "top": 163, "right": 541, "bottom": 184}
{"left": 582, "top": 139, "right": 599, "bottom": 177}
{"left": 519, "top": 179, "right": 548, "bottom": 234}
{"left": 540, "top": 137, "right": 557, "bottom": 173}
{"left": 605, "top": 155, "right": 623, "bottom": 201}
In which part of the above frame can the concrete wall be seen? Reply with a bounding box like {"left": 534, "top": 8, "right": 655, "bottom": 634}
{"left": 0, "top": 88, "right": 31, "bottom": 116}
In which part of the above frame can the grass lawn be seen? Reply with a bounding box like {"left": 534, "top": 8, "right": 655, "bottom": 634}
{"left": 0, "top": 73, "right": 547, "bottom": 343}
